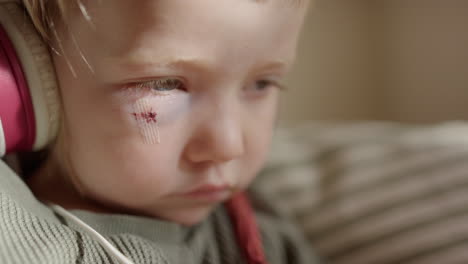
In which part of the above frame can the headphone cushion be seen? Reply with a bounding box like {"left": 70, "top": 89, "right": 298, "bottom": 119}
{"left": 0, "top": 3, "right": 60, "bottom": 155}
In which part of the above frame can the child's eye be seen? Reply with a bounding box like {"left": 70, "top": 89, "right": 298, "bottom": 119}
{"left": 247, "top": 79, "right": 285, "bottom": 94}
{"left": 135, "top": 78, "right": 184, "bottom": 92}
{"left": 255, "top": 80, "right": 272, "bottom": 91}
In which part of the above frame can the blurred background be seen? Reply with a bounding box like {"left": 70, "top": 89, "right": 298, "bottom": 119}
{"left": 280, "top": 0, "right": 468, "bottom": 126}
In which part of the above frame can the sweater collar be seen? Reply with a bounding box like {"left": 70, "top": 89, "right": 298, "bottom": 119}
{"left": 67, "top": 209, "right": 195, "bottom": 244}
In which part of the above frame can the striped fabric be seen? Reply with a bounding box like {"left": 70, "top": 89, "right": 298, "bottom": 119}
{"left": 255, "top": 122, "right": 468, "bottom": 264}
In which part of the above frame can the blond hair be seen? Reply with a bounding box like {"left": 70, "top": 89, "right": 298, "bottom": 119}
{"left": 21, "top": 0, "right": 66, "bottom": 40}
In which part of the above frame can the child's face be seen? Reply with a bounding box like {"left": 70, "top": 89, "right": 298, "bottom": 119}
{"left": 52, "top": 0, "right": 307, "bottom": 225}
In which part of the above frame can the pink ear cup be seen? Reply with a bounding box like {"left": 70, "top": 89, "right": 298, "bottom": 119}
{"left": 0, "top": 23, "right": 36, "bottom": 155}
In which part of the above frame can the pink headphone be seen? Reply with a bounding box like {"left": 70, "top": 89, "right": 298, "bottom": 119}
{"left": 0, "top": 1, "right": 60, "bottom": 157}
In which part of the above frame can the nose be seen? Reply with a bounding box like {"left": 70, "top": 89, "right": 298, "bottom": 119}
{"left": 184, "top": 99, "right": 245, "bottom": 165}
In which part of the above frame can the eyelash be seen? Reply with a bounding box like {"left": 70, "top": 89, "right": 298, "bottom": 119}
{"left": 123, "top": 78, "right": 185, "bottom": 97}
{"left": 125, "top": 77, "right": 285, "bottom": 97}
{"left": 135, "top": 78, "right": 185, "bottom": 92}
{"left": 253, "top": 79, "right": 286, "bottom": 91}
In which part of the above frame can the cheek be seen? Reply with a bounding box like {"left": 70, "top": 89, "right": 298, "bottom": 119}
{"left": 65, "top": 120, "right": 185, "bottom": 203}
{"left": 243, "top": 99, "right": 278, "bottom": 180}
{"left": 104, "top": 93, "right": 191, "bottom": 169}
{"left": 65, "top": 93, "right": 191, "bottom": 188}
{"left": 130, "top": 98, "right": 161, "bottom": 144}
{"left": 249, "top": 122, "right": 274, "bottom": 167}
{"left": 121, "top": 92, "right": 191, "bottom": 143}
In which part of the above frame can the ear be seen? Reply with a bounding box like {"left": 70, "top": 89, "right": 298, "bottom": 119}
{"left": 0, "top": 2, "right": 60, "bottom": 157}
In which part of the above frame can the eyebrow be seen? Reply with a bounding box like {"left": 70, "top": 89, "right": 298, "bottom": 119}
{"left": 253, "top": 0, "right": 307, "bottom": 7}
{"left": 131, "top": 58, "right": 290, "bottom": 72}
{"left": 111, "top": 56, "right": 291, "bottom": 81}
{"left": 119, "top": 57, "right": 216, "bottom": 75}
{"left": 284, "top": 0, "right": 307, "bottom": 7}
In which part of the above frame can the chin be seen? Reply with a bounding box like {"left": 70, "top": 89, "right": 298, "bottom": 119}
{"left": 155, "top": 206, "right": 219, "bottom": 227}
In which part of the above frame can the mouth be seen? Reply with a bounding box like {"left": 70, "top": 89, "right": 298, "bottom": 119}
{"left": 180, "top": 184, "right": 233, "bottom": 203}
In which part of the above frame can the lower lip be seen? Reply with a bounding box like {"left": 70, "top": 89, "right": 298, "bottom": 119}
{"left": 182, "top": 189, "right": 231, "bottom": 203}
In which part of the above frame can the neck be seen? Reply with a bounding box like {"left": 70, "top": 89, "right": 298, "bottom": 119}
{"left": 26, "top": 158, "right": 147, "bottom": 216}
{"left": 26, "top": 158, "right": 106, "bottom": 213}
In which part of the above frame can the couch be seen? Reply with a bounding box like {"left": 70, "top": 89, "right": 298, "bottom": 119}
{"left": 255, "top": 121, "right": 468, "bottom": 264}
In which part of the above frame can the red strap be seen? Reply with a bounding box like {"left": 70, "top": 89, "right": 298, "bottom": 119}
{"left": 225, "top": 192, "right": 268, "bottom": 264}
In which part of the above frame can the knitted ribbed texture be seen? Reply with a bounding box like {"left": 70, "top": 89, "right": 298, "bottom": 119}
{"left": 0, "top": 161, "right": 316, "bottom": 264}
{"left": 1, "top": 193, "right": 79, "bottom": 264}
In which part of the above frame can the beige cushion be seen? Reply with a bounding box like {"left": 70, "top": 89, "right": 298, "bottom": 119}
{"left": 255, "top": 122, "right": 468, "bottom": 264}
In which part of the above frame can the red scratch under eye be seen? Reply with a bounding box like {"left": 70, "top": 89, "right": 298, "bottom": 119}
{"left": 132, "top": 110, "right": 158, "bottom": 124}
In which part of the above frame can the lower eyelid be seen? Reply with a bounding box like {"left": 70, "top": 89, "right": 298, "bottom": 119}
{"left": 121, "top": 86, "right": 172, "bottom": 98}
{"left": 149, "top": 89, "right": 173, "bottom": 96}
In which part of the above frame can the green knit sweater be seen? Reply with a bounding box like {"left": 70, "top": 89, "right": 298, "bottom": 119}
{"left": 0, "top": 161, "right": 318, "bottom": 264}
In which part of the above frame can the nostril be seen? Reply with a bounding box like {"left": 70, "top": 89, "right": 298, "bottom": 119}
{"left": 190, "top": 161, "right": 213, "bottom": 172}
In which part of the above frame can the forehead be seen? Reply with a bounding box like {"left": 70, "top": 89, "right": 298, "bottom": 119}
{"left": 252, "top": 0, "right": 308, "bottom": 6}
{"left": 77, "top": 0, "right": 308, "bottom": 28}
{"left": 69, "top": 0, "right": 307, "bottom": 79}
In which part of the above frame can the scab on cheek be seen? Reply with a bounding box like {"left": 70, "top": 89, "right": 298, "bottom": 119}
{"left": 132, "top": 111, "right": 157, "bottom": 124}
{"left": 131, "top": 98, "right": 161, "bottom": 144}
